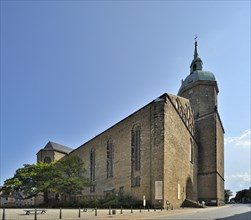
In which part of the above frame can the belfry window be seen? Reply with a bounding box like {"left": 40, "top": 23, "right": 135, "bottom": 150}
{"left": 90, "top": 148, "right": 96, "bottom": 192}
{"left": 193, "top": 64, "right": 196, "bottom": 71}
{"left": 107, "top": 141, "right": 114, "bottom": 178}
{"left": 131, "top": 126, "right": 141, "bottom": 171}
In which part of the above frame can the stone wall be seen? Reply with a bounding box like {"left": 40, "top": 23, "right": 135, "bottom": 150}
{"left": 70, "top": 101, "right": 154, "bottom": 203}
{"left": 163, "top": 94, "right": 198, "bottom": 209}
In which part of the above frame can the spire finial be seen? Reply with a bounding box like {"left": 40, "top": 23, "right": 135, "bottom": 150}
{"left": 194, "top": 34, "right": 198, "bottom": 59}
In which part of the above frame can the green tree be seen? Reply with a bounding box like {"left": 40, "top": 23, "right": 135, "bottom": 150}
{"left": 1, "top": 155, "right": 89, "bottom": 205}
{"left": 224, "top": 189, "right": 233, "bottom": 203}
{"left": 1, "top": 162, "right": 53, "bottom": 204}
{"left": 52, "top": 155, "right": 89, "bottom": 196}
{"left": 234, "top": 188, "right": 251, "bottom": 203}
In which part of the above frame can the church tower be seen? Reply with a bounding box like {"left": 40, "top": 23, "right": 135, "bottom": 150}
{"left": 178, "top": 39, "right": 225, "bottom": 205}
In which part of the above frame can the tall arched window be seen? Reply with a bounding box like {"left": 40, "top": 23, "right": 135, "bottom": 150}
{"left": 90, "top": 148, "right": 96, "bottom": 192}
{"left": 107, "top": 141, "right": 114, "bottom": 178}
{"left": 131, "top": 126, "right": 141, "bottom": 171}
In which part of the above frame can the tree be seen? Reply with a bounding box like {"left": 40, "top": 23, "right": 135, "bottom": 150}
{"left": 52, "top": 155, "right": 89, "bottom": 197}
{"left": 224, "top": 189, "right": 233, "bottom": 203}
{"left": 1, "top": 155, "right": 89, "bottom": 205}
{"left": 234, "top": 188, "right": 251, "bottom": 203}
{"left": 1, "top": 162, "right": 54, "bottom": 204}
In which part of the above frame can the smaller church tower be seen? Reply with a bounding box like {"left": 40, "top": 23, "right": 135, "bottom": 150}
{"left": 178, "top": 39, "right": 225, "bottom": 205}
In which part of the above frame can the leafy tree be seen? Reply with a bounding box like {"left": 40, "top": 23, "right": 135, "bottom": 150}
{"left": 234, "top": 188, "right": 251, "bottom": 203}
{"left": 224, "top": 189, "right": 233, "bottom": 203}
{"left": 52, "top": 155, "right": 89, "bottom": 196}
{"left": 1, "top": 162, "right": 53, "bottom": 204}
{"left": 1, "top": 155, "right": 89, "bottom": 205}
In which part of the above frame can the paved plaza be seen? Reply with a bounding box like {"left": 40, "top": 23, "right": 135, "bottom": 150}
{"left": 1, "top": 204, "right": 250, "bottom": 220}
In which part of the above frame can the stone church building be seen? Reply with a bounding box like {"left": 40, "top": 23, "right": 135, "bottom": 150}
{"left": 37, "top": 40, "right": 225, "bottom": 208}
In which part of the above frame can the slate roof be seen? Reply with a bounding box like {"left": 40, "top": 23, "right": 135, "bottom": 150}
{"left": 43, "top": 141, "right": 73, "bottom": 154}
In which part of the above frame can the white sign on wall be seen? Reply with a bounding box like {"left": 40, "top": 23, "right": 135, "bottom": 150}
{"left": 178, "top": 183, "right": 181, "bottom": 200}
{"left": 155, "top": 181, "right": 163, "bottom": 200}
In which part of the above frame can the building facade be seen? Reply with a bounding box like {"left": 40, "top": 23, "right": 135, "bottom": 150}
{"left": 37, "top": 40, "right": 224, "bottom": 208}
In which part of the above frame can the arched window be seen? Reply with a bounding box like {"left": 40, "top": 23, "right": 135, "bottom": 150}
{"left": 131, "top": 126, "right": 141, "bottom": 171}
{"left": 193, "top": 64, "right": 197, "bottom": 71}
{"left": 44, "top": 157, "right": 51, "bottom": 164}
{"left": 107, "top": 141, "right": 114, "bottom": 178}
{"left": 90, "top": 148, "right": 96, "bottom": 192}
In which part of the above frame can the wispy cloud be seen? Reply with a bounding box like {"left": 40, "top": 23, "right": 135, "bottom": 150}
{"left": 226, "top": 173, "right": 250, "bottom": 183}
{"left": 225, "top": 129, "right": 251, "bottom": 194}
{"left": 224, "top": 129, "right": 251, "bottom": 148}
{"left": 225, "top": 172, "right": 251, "bottom": 193}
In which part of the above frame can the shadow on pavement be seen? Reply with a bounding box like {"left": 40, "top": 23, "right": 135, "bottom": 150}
{"left": 216, "top": 211, "right": 251, "bottom": 220}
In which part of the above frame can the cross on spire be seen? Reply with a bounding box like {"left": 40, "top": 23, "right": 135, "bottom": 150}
{"left": 194, "top": 34, "right": 198, "bottom": 59}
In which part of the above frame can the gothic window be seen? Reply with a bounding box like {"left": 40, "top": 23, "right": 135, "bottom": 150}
{"left": 90, "top": 148, "right": 96, "bottom": 192}
{"left": 44, "top": 157, "right": 51, "bottom": 164}
{"left": 106, "top": 140, "right": 114, "bottom": 178}
{"left": 131, "top": 126, "right": 141, "bottom": 171}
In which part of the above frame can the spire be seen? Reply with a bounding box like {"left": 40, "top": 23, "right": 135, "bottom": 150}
{"left": 190, "top": 35, "right": 203, "bottom": 74}
{"left": 194, "top": 34, "right": 198, "bottom": 59}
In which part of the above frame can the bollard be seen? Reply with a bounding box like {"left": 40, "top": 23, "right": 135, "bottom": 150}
{"left": 78, "top": 207, "right": 81, "bottom": 218}
{"left": 140, "top": 205, "right": 141, "bottom": 213}
{"left": 59, "top": 208, "right": 62, "bottom": 219}
{"left": 34, "top": 208, "right": 37, "bottom": 220}
{"left": 109, "top": 206, "right": 111, "bottom": 215}
{"left": 148, "top": 205, "right": 150, "bottom": 212}
{"left": 120, "top": 206, "right": 122, "bottom": 214}
{"left": 2, "top": 208, "right": 6, "bottom": 220}
{"left": 95, "top": 207, "right": 97, "bottom": 216}
{"left": 131, "top": 206, "right": 133, "bottom": 213}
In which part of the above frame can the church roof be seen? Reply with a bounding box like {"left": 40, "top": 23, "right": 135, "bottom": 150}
{"left": 43, "top": 141, "right": 73, "bottom": 154}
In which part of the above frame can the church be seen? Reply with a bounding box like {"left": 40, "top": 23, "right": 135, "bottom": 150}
{"left": 37, "top": 40, "right": 225, "bottom": 208}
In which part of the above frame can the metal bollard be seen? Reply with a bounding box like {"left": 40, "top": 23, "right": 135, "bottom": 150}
{"left": 34, "top": 208, "right": 37, "bottom": 220}
{"left": 140, "top": 205, "right": 141, "bottom": 213}
{"left": 131, "top": 206, "right": 133, "bottom": 213}
{"left": 78, "top": 207, "right": 81, "bottom": 218}
{"left": 109, "top": 206, "right": 111, "bottom": 215}
{"left": 95, "top": 207, "right": 97, "bottom": 216}
{"left": 120, "top": 206, "right": 122, "bottom": 214}
{"left": 2, "top": 208, "right": 6, "bottom": 220}
{"left": 59, "top": 208, "right": 62, "bottom": 219}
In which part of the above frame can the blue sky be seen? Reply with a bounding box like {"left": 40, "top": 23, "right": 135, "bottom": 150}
{"left": 1, "top": 1, "right": 250, "bottom": 197}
